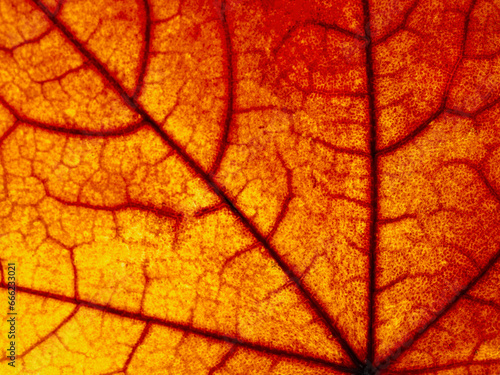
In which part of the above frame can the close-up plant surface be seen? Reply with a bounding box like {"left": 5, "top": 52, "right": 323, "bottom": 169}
{"left": 0, "top": 0, "right": 499, "bottom": 374}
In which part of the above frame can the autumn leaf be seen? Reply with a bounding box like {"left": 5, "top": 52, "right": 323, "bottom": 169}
{"left": 0, "top": 0, "right": 500, "bottom": 374}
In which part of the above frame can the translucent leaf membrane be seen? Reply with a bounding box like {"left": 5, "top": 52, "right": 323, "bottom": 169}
{"left": 0, "top": 0, "right": 499, "bottom": 374}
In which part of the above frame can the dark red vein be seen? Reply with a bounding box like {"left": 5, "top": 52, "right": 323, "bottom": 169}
{"left": 372, "top": 0, "right": 419, "bottom": 46}
{"left": 210, "top": 0, "right": 235, "bottom": 175}
{"left": 132, "top": 0, "right": 151, "bottom": 99}
{"left": 362, "top": 0, "right": 379, "bottom": 367}
{"left": 2, "top": 306, "right": 80, "bottom": 360}
{"left": 376, "top": 105, "right": 446, "bottom": 157}
{"left": 49, "top": 195, "right": 183, "bottom": 221}
{"left": 463, "top": 294, "right": 500, "bottom": 311}
{"left": 442, "top": 159, "right": 500, "bottom": 204}
{"left": 0, "top": 283, "right": 358, "bottom": 374}
{"left": 313, "top": 21, "right": 365, "bottom": 41}
{"left": 52, "top": 0, "right": 66, "bottom": 17}
{"left": 0, "top": 94, "right": 145, "bottom": 138}
{"left": 0, "top": 120, "right": 19, "bottom": 144}
{"left": 115, "top": 322, "right": 151, "bottom": 374}
{"left": 374, "top": 3, "right": 493, "bottom": 370}
{"left": 290, "top": 124, "right": 370, "bottom": 157}
{"left": 29, "top": 0, "right": 363, "bottom": 368}
{"left": 376, "top": 0, "right": 477, "bottom": 157}
{"left": 375, "top": 245, "right": 500, "bottom": 372}
{"left": 208, "top": 345, "right": 238, "bottom": 375}
{"left": 378, "top": 213, "right": 417, "bottom": 225}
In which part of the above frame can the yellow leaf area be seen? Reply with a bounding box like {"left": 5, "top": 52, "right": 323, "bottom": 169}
{"left": 0, "top": 0, "right": 500, "bottom": 374}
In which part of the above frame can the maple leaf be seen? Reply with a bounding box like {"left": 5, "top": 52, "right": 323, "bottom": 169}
{"left": 0, "top": 0, "right": 500, "bottom": 374}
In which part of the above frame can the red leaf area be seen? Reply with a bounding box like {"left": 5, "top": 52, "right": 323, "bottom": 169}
{"left": 0, "top": 0, "right": 499, "bottom": 374}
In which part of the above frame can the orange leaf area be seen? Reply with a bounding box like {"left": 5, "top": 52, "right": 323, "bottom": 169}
{"left": 0, "top": 0, "right": 500, "bottom": 374}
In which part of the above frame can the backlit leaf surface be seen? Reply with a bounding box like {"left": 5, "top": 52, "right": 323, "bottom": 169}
{"left": 0, "top": 0, "right": 500, "bottom": 374}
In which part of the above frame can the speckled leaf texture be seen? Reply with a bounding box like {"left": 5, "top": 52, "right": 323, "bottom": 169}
{"left": 0, "top": 0, "right": 499, "bottom": 374}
